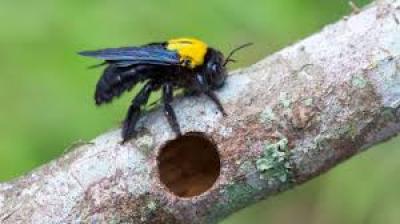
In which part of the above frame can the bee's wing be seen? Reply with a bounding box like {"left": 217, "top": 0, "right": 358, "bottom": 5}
{"left": 78, "top": 45, "right": 180, "bottom": 66}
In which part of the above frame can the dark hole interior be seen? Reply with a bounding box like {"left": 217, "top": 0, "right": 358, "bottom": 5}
{"left": 157, "top": 133, "right": 220, "bottom": 197}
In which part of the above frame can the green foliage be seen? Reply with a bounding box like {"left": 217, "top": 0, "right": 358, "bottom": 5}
{"left": 2, "top": 1, "right": 400, "bottom": 224}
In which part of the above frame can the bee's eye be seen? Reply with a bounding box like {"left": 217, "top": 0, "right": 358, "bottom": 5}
{"left": 211, "top": 63, "right": 218, "bottom": 72}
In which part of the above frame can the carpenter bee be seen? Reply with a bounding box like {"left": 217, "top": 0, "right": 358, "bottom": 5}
{"left": 79, "top": 38, "right": 251, "bottom": 143}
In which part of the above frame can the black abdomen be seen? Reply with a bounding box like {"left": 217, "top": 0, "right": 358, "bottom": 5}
{"left": 95, "top": 64, "right": 155, "bottom": 105}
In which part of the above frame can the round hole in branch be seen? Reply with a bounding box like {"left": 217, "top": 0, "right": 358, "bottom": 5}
{"left": 157, "top": 132, "right": 220, "bottom": 197}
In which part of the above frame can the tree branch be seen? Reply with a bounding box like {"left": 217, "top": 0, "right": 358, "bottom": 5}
{"left": 2, "top": 1, "right": 400, "bottom": 223}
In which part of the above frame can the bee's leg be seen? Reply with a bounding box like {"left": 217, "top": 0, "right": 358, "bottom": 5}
{"left": 183, "top": 88, "right": 197, "bottom": 96}
{"left": 122, "top": 81, "right": 156, "bottom": 143}
{"left": 162, "top": 83, "right": 182, "bottom": 136}
{"left": 194, "top": 74, "right": 227, "bottom": 116}
{"left": 205, "top": 90, "right": 227, "bottom": 116}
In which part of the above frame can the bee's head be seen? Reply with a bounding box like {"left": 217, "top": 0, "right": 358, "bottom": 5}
{"left": 204, "top": 48, "right": 227, "bottom": 89}
{"left": 204, "top": 43, "right": 253, "bottom": 89}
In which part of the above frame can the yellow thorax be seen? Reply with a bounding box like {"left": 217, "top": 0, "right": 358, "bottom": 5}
{"left": 166, "top": 38, "right": 208, "bottom": 69}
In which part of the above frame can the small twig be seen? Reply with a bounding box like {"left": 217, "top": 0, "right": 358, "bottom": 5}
{"left": 349, "top": 1, "right": 361, "bottom": 14}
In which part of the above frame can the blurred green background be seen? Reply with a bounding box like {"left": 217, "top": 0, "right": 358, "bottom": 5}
{"left": 0, "top": 0, "right": 399, "bottom": 223}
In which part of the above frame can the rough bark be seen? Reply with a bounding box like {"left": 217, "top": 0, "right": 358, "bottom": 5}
{"left": 1, "top": 1, "right": 400, "bottom": 223}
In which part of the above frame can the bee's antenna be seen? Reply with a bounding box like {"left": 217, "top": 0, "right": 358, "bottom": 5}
{"left": 223, "top": 42, "right": 253, "bottom": 66}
